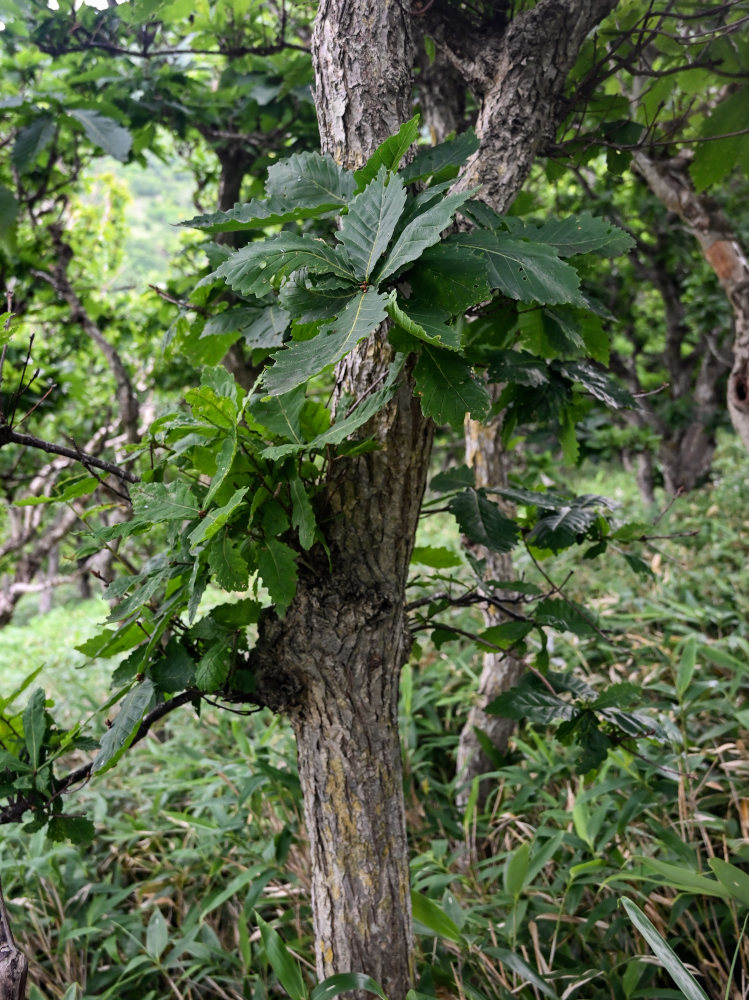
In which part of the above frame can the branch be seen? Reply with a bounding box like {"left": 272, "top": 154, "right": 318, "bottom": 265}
{"left": 0, "top": 426, "right": 140, "bottom": 484}
{"left": 0, "top": 690, "right": 199, "bottom": 827}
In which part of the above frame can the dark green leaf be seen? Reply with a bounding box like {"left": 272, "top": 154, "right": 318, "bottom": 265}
{"left": 487, "top": 350, "right": 549, "bottom": 387}
{"left": 452, "top": 232, "right": 583, "bottom": 304}
{"left": 188, "top": 487, "right": 249, "bottom": 549}
{"left": 150, "top": 640, "right": 197, "bottom": 693}
{"left": 0, "top": 183, "right": 19, "bottom": 231}
{"left": 479, "top": 621, "right": 534, "bottom": 649}
{"left": 517, "top": 213, "right": 635, "bottom": 258}
{"left": 557, "top": 360, "right": 633, "bottom": 408}
{"left": 266, "top": 150, "right": 355, "bottom": 204}
{"left": 23, "top": 688, "right": 46, "bottom": 769}
{"left": 257, "top": 539, "right": 298, "bottom": 616}
{"left": 257, "top": 914, "right": 307, "bottom": 1000}
{"left": 387, "top": 293, "right": 461, "bottom": 351}
{"left": 411, "top": 890, "right": 463, "bottom": 943}
{"left": 251, "top": 386, "right": 307, "bottom": 443}
{"left": 290, "top": 476, "right": 316, "bottom": 549}
{"left": 408, "top": 243, "right": 492, "bottom": 314}
{"left": 208, "top": 535, "right": 252, "bottom": 592}
{"left": 487, "top": 684, "right": 576, "bottom": 724}
{"left": 280, "top": 277, "right": 358, "bottom": 322}
{"left": 448, "top": 489, "right": 520, "bottom": 552}
{"left": 401, "top": 129, "right": 480, "bottom": 184}
{"left": 196, "top": 644, "right": 231, "bottom": 692}
{"left": 217, "top": 233, "right": 356, "bottom": 297}
{"left": 47, "top": 815, "right": 96, "bottom": 846}
{"left": 430, "top": 465, "right": 475, "bottom": 492}
{"left": 620, "top": 899, "right": 711, "bottom": 1000}
{"left": 413, "top": 346, "right": 490, "bottom": 429}
{"left": 131, "top": 482, "right": 200, "bottom": 524}
{"left": 410, "top": 545, "right": 462, "bottom": 569}
{"left": 533, "top": 597, "right": 597, "bottom": 636}
{"left": 12, "top": 116, "right": 55, "bottom": 172}
{"left": 311, "top": 973, "right": 389, "bottom": 1000}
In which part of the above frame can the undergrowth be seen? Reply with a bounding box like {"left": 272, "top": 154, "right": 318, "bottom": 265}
{"left": 1, "top": 435, "right": 748, "bottom": 1000}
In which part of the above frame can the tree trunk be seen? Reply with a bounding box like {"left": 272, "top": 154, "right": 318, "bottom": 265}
{"left": 634, "top": 152, "right": 749, "bottom": 452}
{"left": 0, "top": 881, "right": 27, "bottom": 1000}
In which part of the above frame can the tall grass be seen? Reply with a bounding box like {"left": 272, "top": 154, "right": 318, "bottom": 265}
{"left": 1, "top": 434, "right": 748, "bottom": 999}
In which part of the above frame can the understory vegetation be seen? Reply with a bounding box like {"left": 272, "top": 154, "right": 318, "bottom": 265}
{"left": 3, "top": 432, "right": 748, "bottom": 1000}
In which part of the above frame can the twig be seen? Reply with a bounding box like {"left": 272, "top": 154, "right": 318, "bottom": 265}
{"left": 0, "top": 427, "right": 140, "bottom": 484}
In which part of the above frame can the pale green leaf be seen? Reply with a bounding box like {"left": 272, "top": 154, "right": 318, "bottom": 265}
{"left": 504, "top": 842, "right": 531, "bottom": 897}
{"left": 633, "top": 857, "right": 729, "bottom": 899}
{"left": 22, "top": 688, "right": 46, "bottom": 769}
{"left": 709, "top": 858, "right": 749, "bottom": 908}
{"left": 131, "top": 482, "right": 200, "bottom": 524}
{"left": 146, "top": 909, "right": 169, "bottom": 960}
{"left": 411, "top": 890, "right": 463, "bottom": 943}
{"left": 290, "top": 476, "right": 316, "bottom": 549}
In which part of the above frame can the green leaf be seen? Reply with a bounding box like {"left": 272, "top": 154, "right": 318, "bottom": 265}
{"left": 196, "top": 644, "right": 231, "bottom": 692}
{"left": 429, "top": 465, "right": 475, "bottom": 492}
{"left": 257, "top": 914, "right": 307, "bottom": 1000}
{"left": 145, "top": 908, "right": 169, "bottom": 960}
{"left": 12, "top": 116, "right": 55, "bottom": 172}
{"left": 620, "top": 898, "right": 711, "bottom": 1000}
{"left": 290, "top": 476, "right": 316, "bottom": 549}
{"left": 386, "top": 293, "right": 461, "bottom": 351}
{"left": 67, "top": 109, "right": 132, "bottom": 161}
{"left": 557, "top": 361, "right": 633, "bottom": 409}
{"left": 217, "top": 233, "right": 356, "bottom": 297}
{"left": 690, "top": 88, "right": 749, "bottom": 192}
{"left": 182, "top": 195, "right": 342, "bottom": 233}
{"left": 257, "top": 539, "right": 298, "bottom": 616}
{"left": 374, "top": 190, "right": 474, "bottom": 284}
{"left": 14, "top": 474, "right": 99, "bottom": 507}
{"left": 311, "top": 973, "right": 388, "bottom": 1000}
{"left": 413, "top": 346, "right": 490, "bottom": 429}
{"left": 504, "top": 842, "right": 530, "bottom": 897}
{"left": 401, "top": 129, "right": 480, "bottom": 184}
{"left": 0, "top": 183, "right": 19, "bottom": 232}
{"left": 339, "top": 168, "right": 407, "bottom": 280}
{"left": 517, "top": 213, "right": 635, "bottom": 258}
{"left": 533, "top": 597, "right": 597, "bottom": 636}
{"left": 204, "top": 433, "right": 236, "bottom": 506}
{"left": 201, "top": 305, "right": 290, "bottom": 349}
{"left": 411, "top": 890, "right": 463, "bottom": 943}
{"left": 483, "top": 948, "right": 558, "bottom": 999}
{"left": 448, "top": 489, "right": 520, "bottom": 552}
{"left": 188, "top": 487, "right": 249, "bottom": 549}
{"left": 131, "top": 482, "right": 200, "bottom": 524}
{"left": 479, "top": 621, "right": 533, "bottom": 649}
{"left": 75, "top": 622, "right": 145, "bottom": 660}
{"left": 452, "top": 232, "right": 583, "bottom": 304}
{"left": 266, "top": 150, "right": 355, "bottom": 204}
{"left": 150, "top": 640, "right": 197, "bottom": 693}
{"left": 634, "top": 857, "right": 729, "bottom": 899}
{"left": 677, "top": 636, "right": 697, "bottom": 699}
{"left": 47, "top": 815, "right": 96, "bottom": 846}
{"left": 22, "top": 688, "right": 46, "bottom": 769}
{"left": 251, "top": 386, "right": 307, "bottom": 443}
{"left": 280, "top": 277, "right": 358, "bottom": 322}
{"left": 709, "top": 858, "right": 749, "bottom": 908}
{"left": 410, "top": 545, "right": 462, "bottom": 569}
{"left": 487, "top": 350, "right": 549, "bottom": 387}
{"left": 487, "top": 684, "right": 577, "bottom": 724}
{"left": 407, "top": 243, "right": 492, "bottom": 314}
{"left": 92, "top": 680, "right": 156, "bottom": 775}
{"left": 262, "top": 288, "right": 388, "bottom": 396}
{"left": 354, "top": 115, "right": 420, "bottom": 188}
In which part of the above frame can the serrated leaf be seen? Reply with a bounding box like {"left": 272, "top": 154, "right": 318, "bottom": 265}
{"left": 266, "top": 150, "right": 355, "bottom": 203}
{"left": 217, "top": 233, "right": 356, "bottom": 297}
{"left": 452, "top": 232, "right": 583, "bottom": 305}
{"left": 557, "top": 360, "right": 633, "bottom": 408}
{"left": 196, "top": 644, "right": 231, "bottom": 692}
{"left": 408, "top": 243, "right": 492, "bottom": 314}
{"left": 12, "top": 116, "right": 55, "bottom": 172}
{"left": 429, "top": 465, "right": 475, "bottom": 492}
{"left": 201, "top": 305, "right": 290, "bottom": 349}
{"left": 338, "top": 168, "right": 407, "bottom": 280}
{"left": 534, "top": 597, "right": 596, "bottom": 636}
{"left": 401, "top": 129, "right": 480, "bottom": 184}
{"left": 262, "top": 288, "right": 388, "bottom": 396}
{"left": 375, "top": 190, "right": 474, "bottom": 284}
{"left": 92, "top": 680, "right": 156, "bottom": 775}
{"left": 290, "top": 476, "right": 315, "bottom": 549}
{"left": 150, "top": 640, "right": 197, "bottom": 693}
{"left": 251, "top": 385, "right": 306, "bottom": 443}
{"left": 257, "top": 539, "right": 298, "bottom": 615}
{"left": 188, "top": 487, "right": 248, "bottom": 549}
{"left": 448, "top": 489, "right": 520, "bottom": 552}
{"left": 131, "top": 482, "right": 200, "bottom": 524}
{"left": 386, "top": 293, "right": 461, "bottom": 350}
{"left": 690, "top": 88, "right": 749, "bottom": 192}
{"left": 354, "top": 115, "right": 420, "bottom": 188}
{"left": 487, "top": 350, "right": 549, "bottom": 387}
{"left": 204, "top": 432, "right": 236, "bottom": 506}
{"left": 528, "top": 504, "right": 602, "bottom": 552}
{"left": 181, "top": 195, "right": 342, "bottom": 233}
{"left": 68, "top": 109, "right": 132, "bottom": 161}
{"left": 0, "top": 183, "right": 19, "bottom": 231}
{"left": 208, "top": 534, "right": 251, "bottom": 591}
{"left": 23, "top": 688, "right": 46, "bottom": 769}
{"left": 520, "top": 213, "right": 635, "bottom": 258}
{"left": 487, "top": 684, "right": 576, "bottom": 724}
{"left": 413, "top": 347, "right": 490, "bottom": 429}
{"left": 410, "top": 545, "right": 462, "bottom": 569}
{"left": 47, "top": 815, "right": 96, "bottom": 846}
{"left": 280, "top": 277, "right": 358, "bottom": 322}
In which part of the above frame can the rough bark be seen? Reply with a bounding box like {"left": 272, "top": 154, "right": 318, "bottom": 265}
{"left": 0, "top": 881, "right": 27, "bottom": 1000}
{"left": 634, "top": 151, "right": 749, "bottom": 453}
{"left": 443, "top": 0, "right": 619, "bottom": 800}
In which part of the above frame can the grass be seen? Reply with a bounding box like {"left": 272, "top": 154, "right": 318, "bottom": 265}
{"left": 1, "top": 433, "right": 748, "bottom": 1000}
